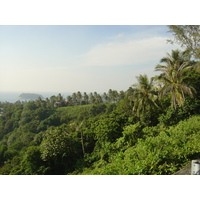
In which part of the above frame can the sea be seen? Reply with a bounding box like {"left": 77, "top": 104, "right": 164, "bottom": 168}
{"left": 0, "top": 92, "right": 71, "bottom": 103}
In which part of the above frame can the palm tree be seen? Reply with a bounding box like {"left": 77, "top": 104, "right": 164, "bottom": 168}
{"left": 77, "top": 91, "right": 82, "bottom": 105}
{"left": 50, "top": 95, "right": 57, "bottom": 107}
{"left": 95, "top": 94, "right": 103, "bottom": 104}
{"left": 132, "top": 74, "right": 158, "bottom": 116}
{"left": 125, "top": 87, "right": 135, "bottom": 106}
{"left": 83, "top": 92, "right": 89, "bottom": 104}
{"left": 112, "top": 90, "right": 119, "bottom": 103}
{"left": 119, "top": 90, "right": 125, "bottom": 100}
{"left": 72, "top": 93, "right": 77, "bottom": 104}
{"left": 108, "top": 89, "right": 113, "bottom": 103}
{"left": 155, "top": 49, "right": 196, "bottom": 110}
{"left": 70, "top": 121, "right": 85, "bottom": 155}
{"left": 67, "top": 95, "right": 73, "bottom": 104}
{"left": 103, "top": 92, "right": 109, "bottom": 103}
{"left": 45, "top": 97, "right": 51, "bottom": 108}
{"left": 89, "top": 93, "right": 95, "bottom": 104}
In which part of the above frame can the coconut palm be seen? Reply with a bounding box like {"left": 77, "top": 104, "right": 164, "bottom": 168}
{"left": 72, "top": 93, "right": 77, "bottom": 103}
{"left": 132, "top": 74, "right": 158, "bottom": 116}
{"left": 83, "top": 92, "right": 89, "bottom": 104}
{"left": 103, "top": 92, "right": 109, "bottom": 103}
{"left": 77, "top": 91, "right": 82, "bottom": 105}
{"left": 67, "top": 95, "right": 73, "bottom": 104}
{"left": 155, "top": 49, "right": 196, "bottom": 110}
{"left": 89, "top": 93, "right": 95, "bottom": 104}
{"left": 95, "top": 94, "right": 103, "bottom": 104}
{"left": 125, "top": 87, "right": 135, "bottom": 106}
{"left": 119, "top": 90, "right": 125, "bottom": 100}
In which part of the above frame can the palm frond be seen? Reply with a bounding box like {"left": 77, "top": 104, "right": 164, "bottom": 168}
{"left": 155, "top": 49, "right": 196, "bottom": 109}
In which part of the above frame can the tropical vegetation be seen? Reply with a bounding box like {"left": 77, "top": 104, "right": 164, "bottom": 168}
{"left": 0, "top": 25, "right": 200, "bottom": 175}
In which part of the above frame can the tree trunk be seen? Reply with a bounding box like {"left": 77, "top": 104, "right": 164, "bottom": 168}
{"left": 80, "top": 130, "right": 85, "bottom": 155}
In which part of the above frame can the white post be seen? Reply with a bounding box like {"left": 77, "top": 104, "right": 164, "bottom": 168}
{"left": 191, "top": 160, "right": 200, "bottom": 175}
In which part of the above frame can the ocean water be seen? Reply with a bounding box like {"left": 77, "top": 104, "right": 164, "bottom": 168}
{"left": 0, "top": 92, "right": 70, "bottom": 103}
{"left": 0, "top": 92, "right": 20, "bottom": 103}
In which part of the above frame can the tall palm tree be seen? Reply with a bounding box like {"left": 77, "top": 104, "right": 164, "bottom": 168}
{"left": 155, "top": 49, "right": 196, "bottom": 110}
{"left": 119, "top": 90, "right": 125, "bottom": 100}
{"left": 50, "top": 95, "right": 57, "bottom": 107}
{"left": 56, "top": 93, "right": 63, "bottom": 102}
{"left": 125, "top": 87, "right": 135, "bottom": 106}
{"left": 96, "top": 94, "right": 103, "bottom": 104}
{"left": 108, "top": 89, "right": 114, "bottom": 103}
{"left": 70, "top": 121, "right": 85, "bottom": 155}
{"left": 112, "top": 90, "right": 119, "bottom": 103}
{"left": 72, "top": 93, "right": 77, "bottom": 103}
{"left": 89, "top": 93, "right": 95, "bottom": 104}
{"left": 67, "top": 95, "right": 73, "bottom": 104}
{"left": 83, "top": 92, "right": 89, "bottom": 104}
{"left": 103, "top": 92, "right": 109, "bottom": 103}
{"left": 77, "top": 91, "right": 82, "bottom": 105}
{"left": 132, "top": 74, "right": 158, "bottom": 116}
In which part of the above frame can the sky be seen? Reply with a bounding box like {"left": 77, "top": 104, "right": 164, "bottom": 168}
{"left": 0, "top": 25, "right": 179, "bottom": 94}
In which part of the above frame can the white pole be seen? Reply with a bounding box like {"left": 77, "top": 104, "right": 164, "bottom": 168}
{"left": 191, "top": 160, "right": 200, "bottom": 175}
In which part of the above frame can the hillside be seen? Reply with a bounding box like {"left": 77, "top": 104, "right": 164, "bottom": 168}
{"left": 1, "top": 92, "right": 200, "bottom": 175}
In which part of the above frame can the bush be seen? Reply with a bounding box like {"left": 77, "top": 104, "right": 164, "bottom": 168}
{"left": 81, "top": 115, "right": 200, "bottom": 175}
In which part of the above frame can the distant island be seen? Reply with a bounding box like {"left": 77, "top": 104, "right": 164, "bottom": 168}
{"left": 18, "top": 93, "right": 44, "bottom": 101}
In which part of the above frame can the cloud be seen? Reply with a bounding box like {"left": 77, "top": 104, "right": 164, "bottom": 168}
{"left": 109, "top": 33, "right": 124, "bottom": 40}
{"left": 79, "top": 36, "right": 175, "bottom": 67}
{"left": 0, "top": 35, "right": 179, "bottom": 93}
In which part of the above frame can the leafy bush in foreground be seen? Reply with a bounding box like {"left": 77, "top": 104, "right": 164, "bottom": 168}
{"left": 81, "top": 115, "right": 200, "bottom": 175}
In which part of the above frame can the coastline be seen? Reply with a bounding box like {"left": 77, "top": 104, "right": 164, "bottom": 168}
{"left": 0, "top": 92, "right": 71, "bottom": 103}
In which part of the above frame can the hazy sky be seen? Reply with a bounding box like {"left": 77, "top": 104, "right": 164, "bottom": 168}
{"left": 0, "top": 25, "right": 178, "bottom": 93}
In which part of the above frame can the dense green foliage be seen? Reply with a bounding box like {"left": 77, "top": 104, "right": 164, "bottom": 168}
{"left": 1, "top": 85, "right": 200, "bottom": 175}
{"left": 0, "top": 26, "right": 200, "bottom": 175}
{"left": 155, "top": 49, "right": 196, "bottom": 110}
{"left": 80, "top": 116, "right": 200, "bottom": 175}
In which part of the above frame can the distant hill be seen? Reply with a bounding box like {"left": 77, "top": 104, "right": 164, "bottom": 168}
{"left": 19, "top": 93, "right": 44, "bottom": 101}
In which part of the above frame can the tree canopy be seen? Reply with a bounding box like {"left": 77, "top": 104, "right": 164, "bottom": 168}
{"left": 155, "top": 49, "right": 196, "bottom": 109}
{"left": 167, "top": 25, "right": 200, "bottom": 59}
